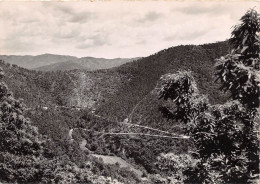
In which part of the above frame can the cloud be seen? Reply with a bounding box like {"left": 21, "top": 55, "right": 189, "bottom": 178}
{"left": 136, "top": 39, "right": 147, "bottom": 45}
{"left": 69, "top": 12, "right": 93, "bottom": 24}
{"left": 48, "top": 3, "right": 94, "bottom": 24}
{"left": 2, "top": 37, "right": 38, "bottom": 53}
{"left": 54, "top": 28, "right": 81, "bottom": 39}
{"left": 0, "top": 1, "right": 258, "bottom": 58}
{"left": 165, "top": 29, "right": 209, "bottom": 42}
{"left": 178, "top": 4, "right": 227, "bottom": 15}
{"left": 136, "top": 11, "right": 163, "bottom": 23}
{"left": 76, "top": 34, "right": 109, "bottom": 49}
{"left": 55, "top": 5, "right": 75, "bottom": 15}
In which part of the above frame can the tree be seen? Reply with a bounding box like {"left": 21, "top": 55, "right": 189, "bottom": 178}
{"left": 0, "top": 67, "right": 47, "bottom": 183}
{"left": 215, "top": 8, "right": 259, "bottom": 180}
{"left": 215, "top": 9, "right": 259, "bottom": 108}
{"left": 159, "top": 9, "right": 259, "bottom": 183}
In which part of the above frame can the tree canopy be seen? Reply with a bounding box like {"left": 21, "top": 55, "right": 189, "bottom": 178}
{"left": 159, "top": 9, "right": 259, "bottom": 183}
{"left": 0, "top": 67, "right": 47, "bottom": 182}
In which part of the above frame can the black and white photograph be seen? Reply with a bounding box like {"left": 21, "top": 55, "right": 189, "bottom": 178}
{"left": 0, "top": 0, "right": 259, "bottom": 183}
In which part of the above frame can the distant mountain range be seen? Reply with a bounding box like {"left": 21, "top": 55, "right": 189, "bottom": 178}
{"left": 0, "top": 54, "right": 77, "bottom": 69}
{"left": 35, "top": 57, "right": 141, "bottom": 71}
{"left": 0, "top": 54, "right": 140, "bottom": 71}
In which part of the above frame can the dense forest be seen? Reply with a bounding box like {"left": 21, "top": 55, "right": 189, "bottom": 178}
{"left": 0, "top": 9, "right": 259, "bottom": 184}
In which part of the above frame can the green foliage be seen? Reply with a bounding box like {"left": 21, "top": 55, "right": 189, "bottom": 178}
{"left": 215, "top": 9, "right": 260, "bottom": 180}
{"left": 215, "top": 54, "right": 259, "bottom": 108}
{"left": 39, "top": 156, "right": 92, "bottom": 184}
{"left": 159, "top": 73, "right": 258, "bottom": 183}
{"left": 230, "top": 9, "right": 260, "bottom": 57}
{"left": 0, "top": 67, "right": 47, "bottom": 183}
{"left": 155, "top": 153, "right": 198, "bottom": 182}
{"left": 159, "top": 9, "right": 259, "bottom": 183}
{"left": 159, "top": 71, "right": 209, "bottom": 125}
{"left": 77, "top": 110, "right": 193, "bottom": 175}
{"left": 216, "top": 9, "right": 259, "bottom": 108}
{"left": 0, "top": 66, "right": 118, "bottom": 184}
{"left": 98, "top": 42, "right": 230, "bottom": 121}
{"left": 90, "top": 156, "right": 141, "bottom": 184}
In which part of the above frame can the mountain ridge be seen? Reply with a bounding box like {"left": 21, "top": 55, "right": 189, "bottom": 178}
{"left": 0, "top": 54, "right": 140, "bottom": 71}
{"left": 35, "top": 57, "right": 141, "bottom": 71}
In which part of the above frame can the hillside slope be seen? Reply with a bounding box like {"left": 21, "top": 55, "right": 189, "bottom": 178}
{"left": 0, "top": 54, "right": 139, "bottom": 71}
{"left": 0, "top": 61, "right": 129, "bottom": 109}
{"left": 35, "top": 57, "right": 140, "bottom": 71}
{"left": 0, "top": 54, "right": 77, "bottom": 69}
{"left": 35, "top": 61, "right": 84, "bottom": 71}
{"left": 96, "top": 42, "right": 230, "bottom": 121}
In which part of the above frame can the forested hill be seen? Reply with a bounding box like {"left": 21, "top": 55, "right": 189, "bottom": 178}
{"left": 96, "top": 41, "right": 230, "bottom": 121}
{"left": 0, "top": 41, "right": 230, "bottom": 122}
{"left": 0, "top": 54, "right": 139, "bottom": 71}
{"left": 0, "top": 54, "right": 77, "bottom": 69}
{"left": 35, "top": 57, "right": 140, "bottom": 71}
{"left": 0, "top": 61, "right": 130, "bottom": 109}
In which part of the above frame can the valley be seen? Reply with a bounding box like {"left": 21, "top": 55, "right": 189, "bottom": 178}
{"left": 0, "top": 41, "right": 231, "bottom": 183}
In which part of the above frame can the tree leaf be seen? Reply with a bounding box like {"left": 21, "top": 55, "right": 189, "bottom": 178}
{"left": 241, "top": 46, "right": 249, "bottom": 53}
{"left": 242, "top": 34, "right": 249, "bottom": 45}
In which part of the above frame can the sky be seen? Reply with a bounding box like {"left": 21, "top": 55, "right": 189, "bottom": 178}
{"left": 0, "top": 1, "right": 259, "bottom": 58}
